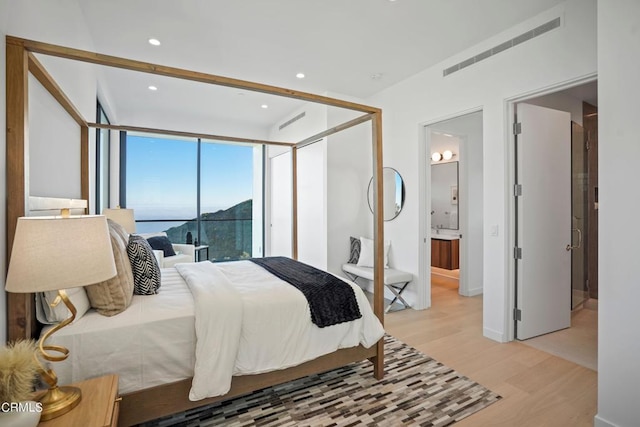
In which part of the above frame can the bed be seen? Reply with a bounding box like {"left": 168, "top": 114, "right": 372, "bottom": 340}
{"left": 45, "top": 262, "right": 384, "bottom": 399}
{"left": 6, "top": 36, "right": 387, "bottom": 426}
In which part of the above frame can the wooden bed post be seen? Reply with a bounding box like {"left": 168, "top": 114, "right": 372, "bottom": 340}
{"left": 5, "top": 38, "right": 33, "bottom": 342}
{"left": 6, "top": 36, "right": 388, "bottom": 422}
{"left": 27, "top": 53, "right": 87, "bottom": 127}
{"left": 370, "top": 111, "right": 385, "bottom": 379}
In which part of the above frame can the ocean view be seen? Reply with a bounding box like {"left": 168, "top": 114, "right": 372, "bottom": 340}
{"left": 135, "top": 220, "right": 187, "bottom": 235}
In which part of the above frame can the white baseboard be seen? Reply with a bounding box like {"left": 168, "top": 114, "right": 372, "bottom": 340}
{"left": 594, "top": 414, "right": 618, "bottom": 427}
{"left": 483, "top": 327, "right": 507, "bottom": 343}
{"left": 460, "top": 287, "right": 483, "bottom": 297}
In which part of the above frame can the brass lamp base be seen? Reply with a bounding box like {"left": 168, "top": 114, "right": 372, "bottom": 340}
{"left": 36, "top": 385, "right": 82, "bottom": 421}
{"left": 33, "top": 290, "right": 82, "bottom": 420}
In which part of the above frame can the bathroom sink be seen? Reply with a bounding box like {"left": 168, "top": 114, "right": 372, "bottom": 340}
{"left": 431, "top": 233, "right": 460, "bottom": 240}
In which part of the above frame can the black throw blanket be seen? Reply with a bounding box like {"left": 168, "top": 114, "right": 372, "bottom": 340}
{"left": 249, "top": 257, "right": 362, "bottom": 328}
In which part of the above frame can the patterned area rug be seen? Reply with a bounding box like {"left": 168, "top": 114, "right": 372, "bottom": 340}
{"left": 140, "top": 336, "right": 500, "bottom": 426}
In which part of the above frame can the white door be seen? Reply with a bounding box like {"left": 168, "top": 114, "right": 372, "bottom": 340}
{"left": 515, "top": 103, "right": 571, "bottom": 340}
{"left": 296, "top": 142, "right": 326, "bottom": 268}
{"left": 269, "top": 152, "right": 292, "bottom": 257}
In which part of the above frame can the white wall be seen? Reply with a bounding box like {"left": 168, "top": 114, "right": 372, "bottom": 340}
{"left": 596, "top": 1, "right": 640, "bottom": 426}
{"left": 367, "top": 0, "right": 596, "bottom": 341}
{"left": 252, "top": 145, "right": 264, "bottom": 258}
{"left": 1, "top": 0, "right": 100, "bottom": 343}
{"left": 268, "top": 152, "right": 293, "bottom": 257}
{"left": 28, "top": 75, "right": 81, "bottom": 198}
{"left": 462, "top": 116, "right": 484, "bottom": 297}
{"left": 326, "top": 106, "right": 372, "bottom": 278}
{"left": 268, "top": 103, "right": 328, "bottom": 145}
{"left": 266, "top": 103, "right": 327, "bottom": 262}
{"left": 296, "top": 141, "right": 327, "bottom": 268}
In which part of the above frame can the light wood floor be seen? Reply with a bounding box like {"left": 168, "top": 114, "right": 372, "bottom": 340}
{"left": 384, "top": 274, "right": 597, "bottom": 426}
{"left": 521, "top": 299, "right": 598, "bottom": 371}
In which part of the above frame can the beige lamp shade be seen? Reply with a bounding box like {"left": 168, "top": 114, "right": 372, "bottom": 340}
{"left": 5, "top": 215, "right": 117, "bottom": 293}
{"left": 102, "top": 208, "right": 136, "bottom": 233}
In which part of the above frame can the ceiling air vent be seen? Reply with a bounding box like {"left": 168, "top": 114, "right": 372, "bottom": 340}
{"left": 279, "top": 111, "right": 306, "bottom": 130}
{"left": 443, "top": 17, "right": 561, "bottom": 77}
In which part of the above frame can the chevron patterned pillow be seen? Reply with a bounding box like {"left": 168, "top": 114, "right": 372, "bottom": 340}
{"left": 127, "top": 235, "right": 161, "bottom": 295}
{"left": 348, "top": 237, "right": 361, "bottom": 264}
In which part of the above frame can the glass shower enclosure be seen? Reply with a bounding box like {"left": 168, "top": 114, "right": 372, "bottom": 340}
{"left": 571, "top": 122, "right": 589, "bottom": 309}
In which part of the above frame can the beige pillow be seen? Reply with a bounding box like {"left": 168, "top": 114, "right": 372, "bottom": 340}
{"left": 109, "top": 217, "right": 130, "bottom": 244}
{"left": 85, "top": 219, "right": 134, "bottom": 316}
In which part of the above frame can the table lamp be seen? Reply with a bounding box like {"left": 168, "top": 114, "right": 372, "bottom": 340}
{"left": 102, "top": 207, "right": 136, "bottom": 233}
{"left": 5, "top": 212, "right": 116, "bottom": 420}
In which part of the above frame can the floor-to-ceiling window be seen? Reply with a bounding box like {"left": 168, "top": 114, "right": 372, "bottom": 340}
{"left": 122, "top": 132, "right": 263, "bottom": 261}
{"left": 200, "top": 139, "right": 255, "bottom": 261}
{"left": 126, "top": 133, "right": 198, "bottom": 235}
{"left": 96, "top": 102, "right": 110, "bottom": 213}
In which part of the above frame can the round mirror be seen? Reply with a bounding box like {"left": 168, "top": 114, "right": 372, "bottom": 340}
{"left": 367, "top": 167, "right": 406, "bottom": 221}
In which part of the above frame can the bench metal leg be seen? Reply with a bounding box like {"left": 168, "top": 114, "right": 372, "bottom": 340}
{"left": 385, "top": 282, "right": 410, "bottom": 313}
{"left": 343, "top": 270, "right": 410, "bottom": 313}
{"left": 344, "top": 272, "right": 359, "bottom": 283}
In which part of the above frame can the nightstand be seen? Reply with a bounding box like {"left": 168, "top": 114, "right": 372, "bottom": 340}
{"left": 37, "top": 374, "right": 120, "bottom": 427}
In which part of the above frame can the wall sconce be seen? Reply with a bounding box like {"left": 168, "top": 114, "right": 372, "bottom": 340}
{"left": 431, "top": 150, "right": 455, "bottom": 162}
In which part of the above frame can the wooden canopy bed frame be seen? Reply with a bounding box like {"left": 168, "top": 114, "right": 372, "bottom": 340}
{"left": 5, "top": 36, "right": 385, "bottom": 426}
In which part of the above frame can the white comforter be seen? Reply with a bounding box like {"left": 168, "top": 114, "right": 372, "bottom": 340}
{"left": 175, "top": 260, "right": 384, "bottom": 401}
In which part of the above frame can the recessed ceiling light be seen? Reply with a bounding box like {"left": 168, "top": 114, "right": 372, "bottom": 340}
{"left": 261, "top": 104, "right": 268, "bottom": 109}
{"left": 370, "top": 73, "right": 383, "bottom": 80}
{"left": 443, "top": 133, "right": 453, "bottom": 137}
{"left": 296, "top": 73, "right": 305, "bottom": 79}
{"left": 148, "top": 38, "right": 161, "bottom": 46}
{"left": 148, "top": 85, "right": 158, "bottom": 91}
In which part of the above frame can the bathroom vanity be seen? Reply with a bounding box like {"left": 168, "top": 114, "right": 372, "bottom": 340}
{"left": 431, "top": 160, "right": 460, "bottom": 270}
{"left": 431, "top": 234, "right": 459, "bottom": 270}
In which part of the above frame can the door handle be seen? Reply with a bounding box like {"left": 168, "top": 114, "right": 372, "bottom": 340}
{"left": 566, "top": 228, "right": 582, "bottom": 251}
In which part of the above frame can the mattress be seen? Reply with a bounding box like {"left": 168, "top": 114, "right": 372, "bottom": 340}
{"left": 44, "top": 261, "right": 384, "bottom": 395}
{"left": 44, "top": 268, "right": 196, "bottom": 394}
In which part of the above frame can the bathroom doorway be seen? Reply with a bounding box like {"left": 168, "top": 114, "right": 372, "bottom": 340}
{"left": 420, "top": 110, "right": 483, "bottom": 307}
{"left": 511, "top": 80, "right": 598, "bottom": 370}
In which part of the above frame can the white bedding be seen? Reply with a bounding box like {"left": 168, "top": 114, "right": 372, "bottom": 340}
{"left": 44, "top": 268, "right": 196, "bottom": 394}
{"left": 44, "top": 260, "right": 385, "bottom": 399}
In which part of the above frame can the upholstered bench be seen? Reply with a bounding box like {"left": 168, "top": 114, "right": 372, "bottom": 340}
{"left": 342, "top": 264, "right": 412, "bottom": 313}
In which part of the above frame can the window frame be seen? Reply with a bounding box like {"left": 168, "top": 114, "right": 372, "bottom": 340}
{"left": 95, "top": 101, "right": 111, "bottom": 214}
{"left": 120, "top": 133, "right": 265, "bottom": 260}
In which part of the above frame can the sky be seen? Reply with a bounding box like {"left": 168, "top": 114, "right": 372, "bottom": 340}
{"left": 126, "top": 134, "right": 255, "bottom": 220}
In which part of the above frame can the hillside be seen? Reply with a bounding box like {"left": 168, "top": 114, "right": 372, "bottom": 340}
{"left": 165, "top": 199, "right": 252, "bottom": 261}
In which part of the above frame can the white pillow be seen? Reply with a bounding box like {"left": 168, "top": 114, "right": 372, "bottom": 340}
{"left": 35, "top": 287, "right": 91, "bottom": 324}
{"left": 356, "top": 236, "right": 390, "bottom": 269}
{"left": 136, "top": 231, "right": 168, "bottom": 239}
